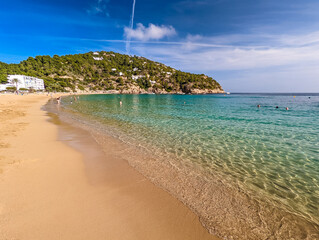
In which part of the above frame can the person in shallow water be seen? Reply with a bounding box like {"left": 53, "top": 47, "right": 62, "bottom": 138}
{"left": 276, "top": 106, "right": 279, "bottom": 109}
{"left": 120, "top": 100, "right": 122, "bottom": 106}
{"left": 286, "top": 107, "right": 289, "bottom": 110}
{"left": 257, "top": 104, "right": 261, "bottom": 108}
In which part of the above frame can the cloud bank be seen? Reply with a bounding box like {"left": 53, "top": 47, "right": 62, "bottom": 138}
{"left": 128, "top": 31, "right": 319, "bottom": 70}
{"left": 126, "top": 31, "right": 319, "bottom": 92}
{"left": 124, "top": 23, "right": 176, "bottom": 41}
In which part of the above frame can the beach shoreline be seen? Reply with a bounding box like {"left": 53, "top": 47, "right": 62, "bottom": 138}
{"left": 0, "top": 94, "right": 218, "bottom": 240}
{"left": 53, "top": 94, "right": 319, "bottom": 240}
{"left": 1, "top": 93, "right": 319, "bottom": 240}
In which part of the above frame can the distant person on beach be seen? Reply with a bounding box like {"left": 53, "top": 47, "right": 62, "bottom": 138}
{"left": 57, "top": 97, "right": 61, "bottom": 105}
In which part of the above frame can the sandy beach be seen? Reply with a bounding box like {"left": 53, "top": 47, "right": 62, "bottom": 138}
{"left": 0, "top": 94, "right": 218, "bottom": 240}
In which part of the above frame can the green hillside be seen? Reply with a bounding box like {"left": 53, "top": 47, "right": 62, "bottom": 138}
{"left": 0, "top": 51, "right": 224, "bottom": 94}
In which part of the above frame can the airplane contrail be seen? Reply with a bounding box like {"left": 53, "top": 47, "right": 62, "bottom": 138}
{"left": 126, "top": 0, "right": 136, "bottom": 53}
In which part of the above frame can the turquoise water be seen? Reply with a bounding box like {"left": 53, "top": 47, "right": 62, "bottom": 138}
{"left": 63, "top": 93, "right": 319, "bottom": 226}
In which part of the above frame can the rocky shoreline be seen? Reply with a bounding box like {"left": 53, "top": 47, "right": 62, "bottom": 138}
{"left": 75, "top": 87, "right": 225, "bottom": 95}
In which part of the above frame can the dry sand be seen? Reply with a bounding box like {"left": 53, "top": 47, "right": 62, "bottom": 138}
{"left": 0, "top": 94, "right": 218, "bottom": 240}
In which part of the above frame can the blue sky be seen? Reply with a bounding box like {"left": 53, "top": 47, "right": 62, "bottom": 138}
{"left": 1, "top": 0, "right": 319, "bottom": 92}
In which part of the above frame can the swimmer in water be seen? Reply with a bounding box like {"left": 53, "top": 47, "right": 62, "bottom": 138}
{"left": 286, "top": 107, "right": 289, "bottom": 110}
{"left": 276, "top": 106, "right": 279, "bottom": 109}
{"left": 257, "top": 104, "right": 261, "bottom": 108}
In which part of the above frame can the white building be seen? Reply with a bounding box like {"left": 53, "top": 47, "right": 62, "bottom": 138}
{"left": 0, "top": 75, "right": 45, "bottom": 91}
{"left": 132, "top": 75, "right": 144, "bottom": 80}
{"left": 93, "top": 57, "right": 103, "bottom": 61}
{"left": 119, "top": 72, "right": 123, "bottom": 76}
{"left": 111, "top": 68, "right": 117, "bottom": 71}
{"left": 93, "top": 52, "right": 99, "bottom": 55}
{"left": 0, "top": 84, "right": 9, "bottom": 91}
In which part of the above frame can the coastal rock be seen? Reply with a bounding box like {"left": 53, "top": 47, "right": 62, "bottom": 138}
{"left": 190, "top": 88, "right": 225, "bottom": 94}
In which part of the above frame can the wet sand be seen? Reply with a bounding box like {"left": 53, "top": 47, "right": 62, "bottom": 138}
{"left": 0, "top": 94, "right": 218, "bottom": 240}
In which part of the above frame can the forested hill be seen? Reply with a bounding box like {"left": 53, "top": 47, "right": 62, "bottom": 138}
{"left": 0, "top": 51, "right": 224, "bottom": 94}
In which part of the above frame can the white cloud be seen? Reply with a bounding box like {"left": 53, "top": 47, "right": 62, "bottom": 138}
{"left": 128, "top": 31, "right": 319, "bottom": 71}
{"left": 126, "top": 31, "right": 319, "bottom": 92}
{"left": 124, "top": 23, "right": 176, "bottom": 41}
{"left": 278, "top": 31, "right": 319, "bottom": 47}
{"left": 87, "top": 0, "right": 109, "bottom": 16}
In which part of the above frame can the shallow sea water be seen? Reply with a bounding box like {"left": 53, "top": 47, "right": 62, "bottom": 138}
{"left": 61, "top": 93, "right": 319, "bottom": 238}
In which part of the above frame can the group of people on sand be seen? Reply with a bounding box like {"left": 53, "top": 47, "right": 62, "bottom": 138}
{"left": 257, "top": 104, "right": 289, "bottom": 110}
